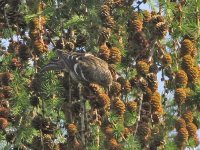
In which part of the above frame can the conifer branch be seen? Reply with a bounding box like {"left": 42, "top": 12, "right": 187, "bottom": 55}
{"left": 3, "top": 8, "right": 13, "bottom": 40}
{"left": 196, "top": 0, "right": 200, "bottom": 36}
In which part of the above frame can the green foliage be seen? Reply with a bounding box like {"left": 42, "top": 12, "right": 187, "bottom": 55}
{"left": 15, "top": 126, "right": 39, "bottom": 145}
{"left": 41, "top": 73, "right": 62, "bottom": 97}
{"left": 124, "top": 111, "right": 137, "bottom": 126}
{"left": 10, "top": 70, "right": 31, "bottom": 115}
{"left": 124, "top": 135, "right": 141, "bottom": 150}
{"left": 165, "top": 139, "right": 178, "bottom": 150}
{"left": 1, "top": 28, "right": 15, "bottom": 39}
{"left": 0, "top": 0, "right": 200, "bottom": 149}
{"left": 64, "top": 15, "right": 85, "bottom": 28}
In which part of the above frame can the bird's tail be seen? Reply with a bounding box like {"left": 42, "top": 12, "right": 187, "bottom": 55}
{"left": 39, "top": 59, "right": 65, "bottom": 74}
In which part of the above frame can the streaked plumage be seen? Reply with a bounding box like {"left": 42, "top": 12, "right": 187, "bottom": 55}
{"left": 40, "top": 50, "right": 113, "bottom": 88}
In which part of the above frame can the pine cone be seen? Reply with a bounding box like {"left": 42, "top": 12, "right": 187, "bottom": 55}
{"left": 175, "top": 70, "right": 188, "bottom": 87}
{"left": 142, "top": 102, "right": 151, "bottom": 112}
{"left": 152, "top": 113, "right": 161, "bottom": 124}
{"left": 141, "top": 115, "right": 150, "bottom": 123}
{"left": 187, "top": 122, "right": 197, "bottom": 138}
{"left": 186, "top": 66, "right": 199, "bottom": 83}
{"left": 32, "top": 116, "right": 42, "bottom": 130}
{"left": 150, "top": 15, "right": 165, "bottom": 25}
{"left": 150, "top": 91, "right": 161, "bottom": 112}
{"left": 182, "top": 110, "right": 193, "bottom": 123}
{"left": 143, "top": 87, "right": 152, "bottom": 102}
{"left": 150, "top": 134, "right": 165, "bottom": 148}
{"left": 143, "top": 10, "right": 151, "bottom": 23}
{"left": 149, "top": 64, "right": 159, "bottom": 74}
{"left": 149, "top": 81, "right": 158, "bottom": 93}
{"left": 109, "top": 47, "right": 121, "bottom": 64}
{"left": 181, "top": 55, "right": 194, "bottom": 71}
{"left": 107, "top": 138, "right": 122, "bottom": 150}
{"left": 175, "top": 128, "right": 188, "bottom": 147}
{"left": 97, "top": 93, "right": 110, "bottom": 109}
{"left": 98, "top": 44, "right": 110, "bottom": 61}
{"left": 100, "top": 5, "right": 110, "bottom": 19}
{"left": 175, "top": 118, "right": 186, "bottom": 131}
{"left": 133, "top": 31, "right": 149, "bottom": 51}
{"left": 130, "top": 11, "right": 140, "bottom": 21}
{"left": 137, "top": 121, "right": 151, "bottom": 137}
{"left": 0, "top": 117, "right": 8, "bottom": 129}
{"left": 180, "top": 39, "right": 193, "bottom": 56}
{"left": 2, "top": 86, "right": 12, "bottom": 98}
{"left": 7, "top": 41, "right": 20, "bottom": 53}
{"left": 10, "top": 58, "right": 22, "bottom": 70}
{"left": 129, "top": 77, "right": 138, "bottom": 87}
{"left": 112, "top": 0, "right": 125, "bottom": 7}
{"left": 18, "top": 44, "right": 30, "bottom": 61}
{"left": 109, "top": 64, "right": 117, "bottom": 80}
{"left": 0, "top": 107, "right": 9, "bottom": 118}
{"left": 67, "top": 123, "right": 78, "bottom": 136}
{"left": 136, "top": 61, "right": 149, "bottom": 76}
{"left": 119, "top": 79, "right": 131, "bottom": 94}
{"left": 31, "top": 134, "right": 55, "bottom": 150}
{"left": 38, "top": 2, "right": 46, "bottom": 11}
{"left": 146, "top": 73, "right": 158, "bottom": 92}
{"left": 103, "top": 126, "right": 114, "bottom": 138}
{"left": 89, "top": 83, "right": 103, "bottom": 95}
{"left": 128, "top": 20, "right": 143, "bottom": 32}
{"left": 34, "top": 38, "right": 48, "bottom": 54}
{"left": 126, "top": 101, "right": 137, "bottom": 112}
{"left": 175, "top": 88, "right": 186, "bottom": 105}
{"left": 103, "top": 16, "right": 115, "bottom": 29}
{"left": 154, "top": 22, "right": 168, "bottom": 39}
{"left": 32, "top": 16, "right": 46, "bottom": 28}
{"left": 161, "top": 54, "right": 172, "bottom": 66}
{"left": 0, "top": 72, "right": 13, "bottom": 86}
{"left": 113, "top": 97, "right": 125, "bottom": 116}
{"left": 191, "top": 47, "right": 198, "bottom": 58}
{"left": 99, "top": 27, "right": 111, "bottom": 44}
{"left": 110, "top": 81, "right": 121, "bottom": 96}
{"left": 123, "top": 127, "right": 130, "bottom": 138}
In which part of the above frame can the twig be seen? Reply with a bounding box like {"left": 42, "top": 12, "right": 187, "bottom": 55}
{"left": 133, "top": 94, "right": 143, "bottom": 137}
{"left": 78, "top": 83, "right": 86, "bottom": 146}
{"left": 148, "top": 40, "right": 157, "bottom": 62}
{"left": 41, "top": 98, "right": 45, "bottom": 116}
{"left": 94, "top": 109, "right": 100, "bottom": 148}
{"left": 68, "top": 74, "right": 72, "bottom": 122}
{"left": 173, "top": 40, "right": 179, "bottom": 71}
{"left": 40, "top": 129, "right": 44, "bottom": 150}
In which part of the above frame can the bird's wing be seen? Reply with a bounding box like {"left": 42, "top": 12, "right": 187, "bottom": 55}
{"left": 73, "top": 55, "right": 98, "bottom": 82}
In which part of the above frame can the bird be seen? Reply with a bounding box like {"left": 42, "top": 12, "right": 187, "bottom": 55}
{"left": 40, "top": 50, "right": 113, "bottom": 89}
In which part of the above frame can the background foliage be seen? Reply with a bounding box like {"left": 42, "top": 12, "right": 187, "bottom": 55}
{"left": 0, "top": 0, "right": 199, "bottom": 149}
